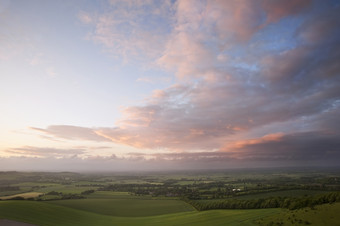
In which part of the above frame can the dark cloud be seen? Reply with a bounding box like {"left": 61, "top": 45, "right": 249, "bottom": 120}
{"left": 297, "top": 4, "right": 340, "bottom": 44}
{"left": 202, "top": 0, "right": 312, "bottom": 43}
{"left": 261, "top": 0, "right": 311, "bottom": 24}
{"left": 225, "top": 131, "right": 340, "bottom": 163}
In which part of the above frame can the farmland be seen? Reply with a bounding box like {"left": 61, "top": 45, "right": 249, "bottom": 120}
{"left": 0, "top": 201, "right": 282, "bottom": 226}
{"left": 47, "top": 193, "right": 195, "bottom": 217}
{"left": 0, "top": 192, "right": 43, "bottom": 200}
{"left": 0, "top": 168, "right": 339, "bottom": 225}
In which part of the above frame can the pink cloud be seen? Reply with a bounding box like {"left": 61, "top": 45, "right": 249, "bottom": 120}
{"left": 157, "top": 0, "right": 312, "bottom": 80}
{"left": 157, "top": 31, "right": 214, "bottom": 80}
{"left": 225, "top": 133, "right": 285, "bottom": 149}
{"left": 206, "top": 0, "right": 263, "bottom": 42}
{"left": 2, "top": 137, "right": 340, "bottom": 171}
{"left": 262, "top": 0, "right": 311, "bottom": 24}
{"left": 30, "top": 125, "right": 111, "bottom": 142}
{"left": 5, "top": 146, "right": 86, "bottom": 158}
{"left": 203, "top": 0, "right": 311, "bottom": 43}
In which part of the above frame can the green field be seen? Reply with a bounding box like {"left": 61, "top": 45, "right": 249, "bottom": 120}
{"left": 45, "top": 191, "right": 194, "bottom": 217}
{"left": 0, "top": 201, "right": 281, "bottom": 226}
{"left": 48, "top": 198, "right": 195, "bottom": 217}
{"left": 87, "top": 191, "right": 144, "bottom": 199}
{"left": 257, "top": 202, "right": 340, "bottom": 226}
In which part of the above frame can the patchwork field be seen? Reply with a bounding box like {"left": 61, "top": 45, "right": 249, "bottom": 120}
{"left": 0, "top": 170, "right": 339, "bottom": 225}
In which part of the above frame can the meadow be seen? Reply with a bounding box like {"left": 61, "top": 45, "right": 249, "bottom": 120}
{"left": 47, "top": 192, "right": 195, "bottom": 217}
{"left": 0, "top": 168, "right": 339, "bottom": 225}
{"left": 257, "top": 202, "right": 340, "bottom": 226}
{"left": 0, "top": 200, "right": 282, "bottom": 226}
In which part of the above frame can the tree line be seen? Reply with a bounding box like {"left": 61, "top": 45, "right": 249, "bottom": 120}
{"left": 184, "top": 191, "right": 340, "bottom": 211}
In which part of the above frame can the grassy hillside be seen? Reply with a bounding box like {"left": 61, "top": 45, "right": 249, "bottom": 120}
{"left": 257, "top": 202, "right": 340, "bottom": 226}
{"left": 0, "top": 201, "right": 116, "bottom": 226}
{"left": 45, "top": 191, "right": 194, "bottom": 217}
{"left": 47, "top": 198, "right": 195, "bottom": 217}
{"left": 0, "top": 201, "right": 281, "bottom": 226}
{"left": 2, "top": 201, "right": 339, "bottom": 225}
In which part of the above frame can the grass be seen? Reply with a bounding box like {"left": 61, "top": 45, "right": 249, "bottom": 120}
{"left": 0, "top": 200, "right": 282, "bottom": 226}
{"left": 86, "top": 191, "right": 135, "bottom": 199}
{"left": 257, "top": 202, "right": 340, "bottom": 226}
{"left": 47, "top": 191, "right": 194, "bottom": 217}
{"left": 175, "top": 181, "right": 196, "bottom": 185}
{"left": 140, "top": 208, "right": 281, "bottom": 226}
{"left": 0, "top": 201, "right": 116, "bottom": 226}
{"left": 47, "top": 198, "right": 195, "bottom": 217}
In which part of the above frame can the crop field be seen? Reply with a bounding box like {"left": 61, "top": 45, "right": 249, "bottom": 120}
{"left": 0, "top": 192, "right": 43, "bottom": 200}
{"left": 48, "top": 197, "right": 195, "bottom": 217}
{"left": 0, "top": 189, "right": 31, "bottom": 197}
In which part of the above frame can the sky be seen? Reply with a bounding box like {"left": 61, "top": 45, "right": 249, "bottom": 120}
{"left": 1, "top": 0, "right": 340, "bottom": 171}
